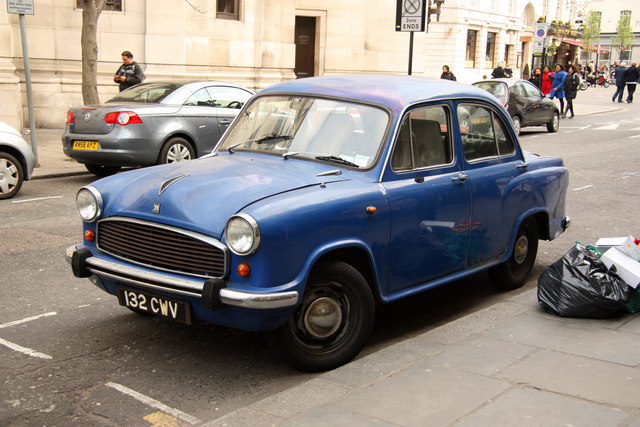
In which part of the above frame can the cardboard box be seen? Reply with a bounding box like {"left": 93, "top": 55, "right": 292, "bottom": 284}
{"left": 595, "top": 236, "right": 640, "bottom": 261}
{"left": 601, "top": 248, "right": 640, "bottom": 289}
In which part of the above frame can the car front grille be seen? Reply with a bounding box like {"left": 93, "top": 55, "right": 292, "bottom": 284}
{"left": 97, "top": 218, "right": 227, "bottom": 278}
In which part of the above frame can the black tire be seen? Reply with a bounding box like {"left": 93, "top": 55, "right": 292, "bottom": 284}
{"left": 603, "top": 81, "right": 610, "bottom": 88}
{"left": 578, "top": 81, "right": 588, "bottom": 91}
{"left": 489, "top": 218, "right": 538, "bottom": 290}
{"left": 159, "top": 137, "right": 195, "bottom": 164}
{"left": 0, "top": 152, "right": 24, "bottom": 199}
{"left": 511, "top": 116, "right": 521, "bottom": 136}
{"left": 85, "top": 163, "right": 121, "bottom": 177}
{"left": 269, "top": 261, "right": 375, "bottom": 372}
{"left": 546, "top": 111, "right": 559, "bottom": 133}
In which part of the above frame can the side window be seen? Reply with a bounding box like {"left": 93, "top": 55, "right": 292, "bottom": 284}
{"left": 513, "top": 82, "right": 526, "bottom": 97}
{"left": 207, "top": 87, "right": 252, "bottom": 109}
{"left": 184, "top": 88, "right": 215, "bottom": 107}
{"left": 391, "top": 105, "right": 452, "bottom": 171}
{"left": 522, "top": 81, "right": 542, "bottom": 99}
{"left": 458, "top": 104, "right": 514, "bottom": 161}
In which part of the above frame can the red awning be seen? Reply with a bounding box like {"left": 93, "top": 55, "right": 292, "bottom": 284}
{"left": 560, "top": 39, "right": 609, "bottom": 54}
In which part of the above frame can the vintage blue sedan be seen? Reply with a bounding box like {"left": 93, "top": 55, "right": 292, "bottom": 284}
{"left": 67, "top": 75, "right": 569, "bottom": 371}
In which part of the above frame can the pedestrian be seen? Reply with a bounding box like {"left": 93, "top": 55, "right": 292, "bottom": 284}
{"left": 549, "top": 64, "right": 566, "bottom": 116}
{"left": 529, "top": 67, "right": 542, "bottom": 89}
{"left": 440, "top": 65, "right": 457, "bottom": 81}
{"left": 114, "top": 50, "right": 145, "bottom": 92}
{"left": 612, "top": 62, "right": 627, "bottom": 103}
{"left": 541, "top": 65, "right": 553, "bottom": 95}
{"left": 563, "top": 65, "right": 580, "bottom": 119}
{"left": 492, "top": 62, "right": 506, "bottom": 78}
{"left": 624, "top": 61, "right": 639, "bottom": 103}
{"left": 504, "top": 64, "right": 513, "bottom": 78}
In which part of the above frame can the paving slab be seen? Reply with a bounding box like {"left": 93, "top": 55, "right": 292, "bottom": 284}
{"left": 283, "top": 406, "right": 395, "bottom": 427}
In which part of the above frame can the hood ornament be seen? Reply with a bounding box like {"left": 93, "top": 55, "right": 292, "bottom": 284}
{"left": 158, "top": 173, "right": 189, "bottom": 196}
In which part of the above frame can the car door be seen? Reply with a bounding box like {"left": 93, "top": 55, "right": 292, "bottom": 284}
{"left": 510, "top": 81, "right": 537, "bottom": 126}
{"left": 384, "top": 104, "right": 471, "bottom": 294}
{"left": 206, "top": 86, "right": 253, "bottom": 140}
{"left": 180, "top": 88, "right": 222, "bottom": 148}
{"left": 521, "top": 80, "right": 553, "bottom": 124}
{"left": 456, "top": 103, "right": 521, "bottom": 266}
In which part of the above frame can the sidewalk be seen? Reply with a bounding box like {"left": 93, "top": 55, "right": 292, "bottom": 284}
{"left": 27, "top": 90, "right": 621, "bottom": 180}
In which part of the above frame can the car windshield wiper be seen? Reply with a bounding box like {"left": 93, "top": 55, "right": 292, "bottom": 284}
{"left": 255, "top": 134, "right": 292, "bottom": 144}
{"left": 315, "top": 155, "right": 359, "bottom": 168}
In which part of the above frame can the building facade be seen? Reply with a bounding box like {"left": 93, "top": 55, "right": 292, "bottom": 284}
{"left": 3, "top": 0, "right": 577, "bottom": 130}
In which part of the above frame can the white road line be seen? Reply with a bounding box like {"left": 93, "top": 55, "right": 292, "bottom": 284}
{"left": 0, "top": 312, "right": 57, "bottom": 329}
{"left": 0, "top": 337, "right": 52, "bottom": 359}
{"left": 11, "top": 195, "right": 63, "bottom": 204}
{"left": 628, "top": 135, "right": 640, "bottom": 139}
{"left": 573, "top": 185, "right": 594, "bottom": 191}
{"left": 593, "top": 124, "right": 619, "bottom": 130}
{"left": 106, "top": 382, "right": 201, "bottom": 425}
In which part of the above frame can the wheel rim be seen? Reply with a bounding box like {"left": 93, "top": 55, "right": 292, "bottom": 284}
{"left": 513, "top": 234, "right": 529, "bottom": 265}
{"left": 0, "top": 158, "right": 19, "bottom": 195}
{"left": 513, "top": 117, "right": 521, "bottom": 135}
{"left": 552, "top": 114, "right": 559, "bottom": 131}
{"left": 303, "top": 297, "right": 343, "bottom": 338}
{"left": 166, "top": 144, "right": 192, "bottom": 163}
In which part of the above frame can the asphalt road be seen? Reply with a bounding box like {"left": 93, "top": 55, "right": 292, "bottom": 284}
{"left": 1, "top": 91, "right": 639, "bottom": 426}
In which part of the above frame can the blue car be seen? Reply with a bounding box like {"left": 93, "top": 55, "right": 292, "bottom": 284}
{"left": 67, "top": 75, "right": 569, "bottom": 371}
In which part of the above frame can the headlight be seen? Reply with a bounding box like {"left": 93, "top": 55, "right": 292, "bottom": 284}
{"left": 225, "top": 214, "right": 261, "bottom": 256}
{"left": 76, "top": 186, "right": 103, "bottom": 222}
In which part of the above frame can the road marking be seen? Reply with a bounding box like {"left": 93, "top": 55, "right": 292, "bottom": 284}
{"left": 144, "top": 411, "right": 187, "bottom": 427}
{"left": 593, "top": 123, "right": 619, "bottom": 130}
{"left": 0, "top": 312, "right": 57, "bottom": 329}
{"left": 0, "top": 337, "right": 52, "bottom": 359}
{"left": 573, "top": 185, "right": 594, "bottom": 191}
{"left": 11, "top": 196, "right": 62, "bottom": 204}
{"left": 629, "top": 135, "right": 640, "bottom": 139}
{"left": 106, "top": 382, "right": 201, "bottom": 425}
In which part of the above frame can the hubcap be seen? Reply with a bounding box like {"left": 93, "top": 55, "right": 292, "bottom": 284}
{"left": 303, "top": 297, "right": 343, "bottom": 339}
{"left": 553, "top": 115, "right": 559, "bottom": 130}
{"left": 0, "top": 159, "right": 18, "bottom": 194}
{"left": 167, "top": 144, "right": 192, "bottom": 163}
{"left": 513, "top": 234, "right": 529, "bottom": 264}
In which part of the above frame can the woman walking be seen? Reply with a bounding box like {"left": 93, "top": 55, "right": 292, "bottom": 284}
{"left": 563, "top": 65, "right": 580, "bottom": 119}
{"left": 549, "top": 64, "right": 567, "bottom": 117}
{"left": 541, "top": 66, "right": 553, "bottom": 95}
{"left": 529, "top": 68, "right": 542, "bottom": 89}
{"left": 440, "top": 65, "right": 457, "bottom": 81}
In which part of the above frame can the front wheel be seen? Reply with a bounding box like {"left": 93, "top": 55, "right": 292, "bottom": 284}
{"left": 511, "top": 116, "right": 521, "bottom": 136}
{"left": 489, "top": 218, "right": 539, "bottom": 290}
{"left": 547, "top": 111, "right": 559, "bottom": 133}
{"left": 0, "top": 152, "right": 24, "bottom": 199}
{"left": 602, "top": 81, "right": 610, "bottom": 88}
{"left": 269, "top": 261, "right": 375, "bottom": 372}
{"left": 578, "top": 81, "right": 588, "bottom": 91}
{"left": 159, "top": 137, "right": 195, "bottom": 164}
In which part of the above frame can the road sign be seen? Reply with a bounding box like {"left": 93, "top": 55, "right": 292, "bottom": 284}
{"left": 396, "top": 0, "right": 426, "bottom": 32}
{"left": 533, "top": 41, "right": 546, "bottom": 54}
{"left": 534, "top": 23, "right": 548, "bottom": 41}
{"left": 7, "top": 0, "right": 34, "bottom": 15}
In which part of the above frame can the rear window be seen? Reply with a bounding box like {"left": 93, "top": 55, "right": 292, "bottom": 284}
{"left": 107, "top": 83, "right": 181, "bottom": 103}
{"left": 473, "top": 82, "right": 508, "bottom": 105}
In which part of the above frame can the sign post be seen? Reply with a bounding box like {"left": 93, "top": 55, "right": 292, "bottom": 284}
{"left": 534, "top": 23, "right": 549, "bottom": 70}
{"left": 7, "top": 0, "right": 38, "bottom": 164}
{"left": 396, "top": 0, "right": 426, "bottom": 75}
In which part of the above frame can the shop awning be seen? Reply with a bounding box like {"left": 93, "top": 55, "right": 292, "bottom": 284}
{"left": 560, "top": 39, "right": 609, "bottom": 54}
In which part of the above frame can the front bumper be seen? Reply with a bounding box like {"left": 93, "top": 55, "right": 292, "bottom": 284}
{"left": 66, "top": 245, "right": 299, "bottom": 310}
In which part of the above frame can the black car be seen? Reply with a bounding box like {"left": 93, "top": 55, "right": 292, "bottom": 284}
{"left": 472, "top": 79, "right": 559, "bottom": 135}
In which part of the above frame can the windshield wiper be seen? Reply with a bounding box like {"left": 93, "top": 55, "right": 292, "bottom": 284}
{"left": 255, "top": 134, "right": 292, "bottom": 144}
{"left": 315, "top": 155, "right": 359, "bottom": 168}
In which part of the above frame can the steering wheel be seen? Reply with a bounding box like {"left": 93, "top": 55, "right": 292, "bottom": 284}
{"left": 227, "top": 101, "right": 242, "bottom": 109}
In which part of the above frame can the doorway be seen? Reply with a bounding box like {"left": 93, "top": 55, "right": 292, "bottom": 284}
{"left": 295, "top": 16, "right": 316, "bottom": 79}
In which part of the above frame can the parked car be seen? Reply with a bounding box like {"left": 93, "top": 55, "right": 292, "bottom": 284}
{"left": 62, "top": 81, "right": 254, "bottom": 176}
{"left": 0, "top": 122, "right": 36, "bottom": 199}
{"left": 472, "top": 78, "right": 560, "bottom": 136}
{"left": 67, "top": 75, "right": 570, "bottom": 371}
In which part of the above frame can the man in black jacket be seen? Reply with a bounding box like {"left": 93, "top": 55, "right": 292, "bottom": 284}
{"left": 612, "top": 62, "right": 627, "bottom": 103}
{"left": 114, "top": 51, "right": 146, "bottom": 92}
{"left": 625, "top": 62, "right": 640, "bottom": 103}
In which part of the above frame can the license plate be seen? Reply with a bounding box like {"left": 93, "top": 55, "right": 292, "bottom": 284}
{"left": 116, "top": 287, "right": 192, "bottom": 324}
{"left": 73, "top": 140, "right": 99, "bottom": 150}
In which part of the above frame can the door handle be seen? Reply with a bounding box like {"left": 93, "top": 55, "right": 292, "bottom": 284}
{"left": 220, "top": 119, "right": 230, "bottom": 125}
{"left": 451, "top": 173, "right": 468, "bottom": 183}
{"left": 517, "top": 162, "right": 529, "bottom": 169}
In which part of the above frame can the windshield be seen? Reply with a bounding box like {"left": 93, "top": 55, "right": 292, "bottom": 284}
{"left": 218, "top": 95, "right": 389, "bottom": 168}
{"left": 473, "top": 82, "right": 509, "bottom": 105}
{"left": 106, "top": 83, "right": 181, "bottom": 103}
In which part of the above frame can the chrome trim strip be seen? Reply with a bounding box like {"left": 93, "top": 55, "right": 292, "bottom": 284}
{"left": 89, "top": 268, "right": 202, "bottom": 298}
{"left": 158, "top": 173, "right": 190, "bottom": 196}
{"left": 219, "top": 289, "right": 299, "bottom": 309}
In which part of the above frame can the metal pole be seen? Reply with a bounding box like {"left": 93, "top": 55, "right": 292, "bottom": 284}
{"left": 19, "top": 13, "right": 38, "bottom": 165}
{"left": 408, "top": 31, "right": 414, "bottom": 75}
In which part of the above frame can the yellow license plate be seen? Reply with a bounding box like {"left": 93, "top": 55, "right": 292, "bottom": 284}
{"left": 73, "top": 140, "right": 99, "bottom": 150}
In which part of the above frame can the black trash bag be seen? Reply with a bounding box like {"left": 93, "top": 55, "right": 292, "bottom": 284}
{"left": 538, "top": 243, "right": 630, "bottom": 318}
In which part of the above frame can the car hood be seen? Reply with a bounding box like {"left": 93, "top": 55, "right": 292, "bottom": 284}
{"left": 100, "top": 153, "right": 349, "bottom": 238}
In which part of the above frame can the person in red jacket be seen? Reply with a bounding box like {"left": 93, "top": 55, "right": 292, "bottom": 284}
{"left": 541, "top": 65, "right": 553, "bottom": 95}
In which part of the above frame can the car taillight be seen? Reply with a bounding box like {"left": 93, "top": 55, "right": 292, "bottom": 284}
{"left": 104, "top": 112, "right": 143, "bottom": 125}
{"left": 66, "top": 111, "right": 74, "bottom": 124}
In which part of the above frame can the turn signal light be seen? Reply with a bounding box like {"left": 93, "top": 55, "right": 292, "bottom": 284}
{"left": 237, "top": 263, "right": 251, "bottom": 277}
{"left": 104, "top": 111, "right": 143, "bottom": 125}
{"left": 84, "top": 229, "right": 95, "bottom": 242}
{"left": 66, "top": 111, "right": 74, "bottom": 124}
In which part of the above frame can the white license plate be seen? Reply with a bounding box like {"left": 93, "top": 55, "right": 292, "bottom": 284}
{"left": 116, "top": 287, "right": 191, "bottom": 324}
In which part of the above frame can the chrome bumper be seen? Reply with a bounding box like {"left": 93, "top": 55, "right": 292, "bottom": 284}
{"left": 66, "top": 245, "right": 299, "bottom": 310}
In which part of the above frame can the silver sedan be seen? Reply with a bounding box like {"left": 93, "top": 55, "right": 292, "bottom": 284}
{"left": 62, "top": 81, "right": 253, "bottom": 176}
{"left": 0, "top": 122, "right": 35, "bottom": 199}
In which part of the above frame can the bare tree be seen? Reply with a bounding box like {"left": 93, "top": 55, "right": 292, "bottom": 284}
{"left": 81, "top": 0, "right": 106, "bottom": 105}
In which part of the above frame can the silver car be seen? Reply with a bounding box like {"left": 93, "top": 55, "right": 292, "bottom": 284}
{"left": 0, "top": 122, "right": 35, "bottom": 199}
{"left": 62, "top": 81, "right": 253, "bottom": 176}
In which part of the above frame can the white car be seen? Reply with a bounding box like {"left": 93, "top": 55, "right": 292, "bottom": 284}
{"left": 0, "top": 122, "right": 36, "bottom": 199}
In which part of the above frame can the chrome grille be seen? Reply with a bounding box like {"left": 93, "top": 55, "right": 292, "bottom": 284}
{"left": 97, "top": 218, "right": 227, "bottom": 278}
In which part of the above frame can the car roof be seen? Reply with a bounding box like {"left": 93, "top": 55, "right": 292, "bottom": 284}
{"left": 258, "top": 74, "right": 501, "bottom": 114}
{"left": 472, "top": 78, "right": 523, "bottom": 88}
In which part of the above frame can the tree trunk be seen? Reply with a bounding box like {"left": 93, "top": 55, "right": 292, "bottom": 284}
{"left": 81, "top": 0, "right": 106, "bottom": 105}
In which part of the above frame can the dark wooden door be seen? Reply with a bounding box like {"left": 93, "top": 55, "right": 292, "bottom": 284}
{"left": 295, "top": 16, "right": 316, "bottom": 79}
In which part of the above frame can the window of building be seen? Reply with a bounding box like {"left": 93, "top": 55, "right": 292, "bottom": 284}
{"left": 620, "top": 48, "right": 632, "bottom": 61}
{"left": 217, "top": 0, "right": 239, "bottom": 20}
{"left": 595, "top": 11, "right": 602, "bottom": 30}
{"left": 600, "top": 46, "right": 610, "bottom": 61}
{"left": 504, "top": 44, "right": 511, "bottom": 67}
{"left": 508, "top": 0, "right": 514, "bottom": 13}
{"left": 486, "top": 32, "right": 497, "bottom": 69}
{"left": 620, "top": 10, "right": 631, "bottom": 19}
{"left": 466, "top": 30, "right": 478, "bottom": 68}
{"left": 76, "top": 0, "right": 122, "bottom": 11}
